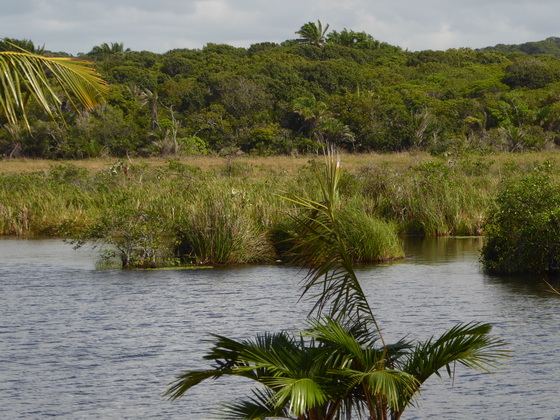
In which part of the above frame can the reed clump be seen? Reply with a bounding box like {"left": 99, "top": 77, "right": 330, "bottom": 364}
{"left": 174, "top": 185, "right": 275, "bottom": 265}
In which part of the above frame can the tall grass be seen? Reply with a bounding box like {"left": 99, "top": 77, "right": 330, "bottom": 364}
{"left": 2, "top": 152, "right": 558, "bottom": 266}
{"left": 359, "top": 159, "right": 492, "bottom": 235}
{"left": 175, "top": 185, "right": 275, "bottom": 265}
{"left": 338, "top": 204, "right": 404, "bottom": 262}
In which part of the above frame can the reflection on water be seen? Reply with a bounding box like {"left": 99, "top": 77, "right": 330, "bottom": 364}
{"left": 402, "top": 235, "right": 483, "bottom": 264}
{"left": 0, "top": 237, "right": 559, "bottom": 419}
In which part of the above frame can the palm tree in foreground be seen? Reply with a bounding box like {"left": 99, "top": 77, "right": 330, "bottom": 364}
{"left": 0, "top": 45, "right": 108, "bottom": 130}
{"left": 166, "top": 149, "right": 509, "bottom": 419}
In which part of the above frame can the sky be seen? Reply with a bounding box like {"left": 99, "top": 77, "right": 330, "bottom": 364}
{"left": 2, "top": 0, "right": 559, "bottom": 55}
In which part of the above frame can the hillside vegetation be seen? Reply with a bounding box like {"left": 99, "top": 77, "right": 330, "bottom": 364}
{"left": 2, "top": 25, "right": 560, "bottom": 159}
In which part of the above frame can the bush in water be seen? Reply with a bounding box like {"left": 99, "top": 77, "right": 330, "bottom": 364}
{"left": 481, "top": 162, "right": 560, "bottom": 274}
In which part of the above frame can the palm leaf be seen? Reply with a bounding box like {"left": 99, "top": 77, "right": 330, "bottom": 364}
{"left": 279, "top": 147, "right": 385, "bottom": 346}
{"left": 343, "top": 368, "right": 418, "bottom": 410}
{"left": 163, "top": 368, "right": 233, "bottom": 401}
{"left": 221, "top": 388, "right": 290, "bottom": 420}
{"left": 395, "top": 322, "right": 510, "bottom": 412}
{"left": 0, "top": 49, "right": 108, "bottom": 130}
{"left": 264, "top": 376, "right": 328, "bottom": 415}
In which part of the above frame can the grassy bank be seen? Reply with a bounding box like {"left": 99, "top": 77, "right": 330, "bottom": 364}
{"left": 2, "top": 151, "right": 559, "bottom": 266}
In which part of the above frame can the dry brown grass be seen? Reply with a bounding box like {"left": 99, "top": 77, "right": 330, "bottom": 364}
{"left": 3, "top": 151, "right": 559, "bottom": 187}
{"left": 0, "top": 152, "right": 437, "bottom": 175}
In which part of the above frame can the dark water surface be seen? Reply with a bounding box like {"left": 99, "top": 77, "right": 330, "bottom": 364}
{"left": 1, "top": 238, "right": 559, "bottom": 419}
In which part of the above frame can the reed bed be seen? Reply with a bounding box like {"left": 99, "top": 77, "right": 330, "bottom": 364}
{"left": 2, "top": 152, "right": 558, "bottom": 267}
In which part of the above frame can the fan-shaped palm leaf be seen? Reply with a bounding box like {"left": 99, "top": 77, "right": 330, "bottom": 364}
{"left": 0, "top": 49, "right": 108, "bottom": 130}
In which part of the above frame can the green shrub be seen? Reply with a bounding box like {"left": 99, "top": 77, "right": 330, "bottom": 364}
{"left": 481, "top": 163, "right": 560, "bottom": 273}
{"left": 273, "top": 203, "right": 403, "bottom": 263}
{"left": 73, "top": 203, "right": 176, "bottom": 269}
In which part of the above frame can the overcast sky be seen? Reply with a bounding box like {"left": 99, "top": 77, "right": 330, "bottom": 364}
{"left": 2, "top": 0, "right": 558, "bottom": 55}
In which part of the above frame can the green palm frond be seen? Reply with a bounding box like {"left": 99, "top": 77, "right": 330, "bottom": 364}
{"left": 296, "top": 20, "right": 330, "bottom": 47}
{"left": 395, "top": 322, "right": 510, "bottom": 412}
{"left": 279, "top": 147, "right": 385, "bottom": 344}
{"left": 403, "top": 322, "right": 510, "bottom": 381}
{"left": 221, "top": 388, "right": 290, "bottom": 420}
{"left": 344, "top": 368, "right": 418, "bottom": 410}
{"left": 0, "top": 49, "right": 108, "bottom": 130}
{"left": 265, "top": 376, "right": 329, "bottom": 415}
{"left": 163, "top": 368, "right": 233, "bottom": 401}
{"left": 306, "top": 317, "right": 376, "bottom": 365}
{"left": 164, "top": 333, "right": 263, "bottom": 401}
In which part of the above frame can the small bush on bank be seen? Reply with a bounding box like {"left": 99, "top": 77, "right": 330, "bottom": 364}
{"left": 72, "top": 203, "right": 177, "bottom": 269}
{"left": 481, "top": 162, "right": 560, "bottom": 274}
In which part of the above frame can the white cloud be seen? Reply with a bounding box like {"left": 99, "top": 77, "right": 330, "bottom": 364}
{"left": 1, "top": 0, "right": 559, "bottom": 54}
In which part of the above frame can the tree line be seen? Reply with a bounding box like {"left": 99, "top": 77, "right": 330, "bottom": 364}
{"left": 2, "top": 22, "right": 560, "bottom": 158}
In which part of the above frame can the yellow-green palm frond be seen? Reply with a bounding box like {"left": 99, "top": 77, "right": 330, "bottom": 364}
{"left": 0, "top": 50, "right": 108, "bottom": 130}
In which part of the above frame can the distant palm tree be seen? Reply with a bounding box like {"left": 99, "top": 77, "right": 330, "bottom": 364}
{"left": 132, "top": 86, "right": 159, "bottom": 130}
{"left": 0, "top": 45, "right": 108, "bottom": 130}
{"left": 296, "top": 20, "right": 330, "bottom": 47}
{"left": 292, "top": 95, "right": 329, "bottom": 141}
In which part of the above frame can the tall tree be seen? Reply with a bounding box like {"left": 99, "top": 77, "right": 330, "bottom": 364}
{"left": 296, "top": 20, "right": 330, "bottom": 47}
{"left": 327, "top": 29, "right": 380, "bottom": 49}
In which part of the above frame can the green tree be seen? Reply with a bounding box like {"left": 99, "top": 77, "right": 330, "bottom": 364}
{"left": 481, "top": 163, "right": 560, "bottom": 274}
{"left": 503, "top": 57, "right": 558, "bottom": 89}
{"left": 327, "top": 29, "right": 380, "bottom": 49}
{"left": 296, "top": 20, "right": 330, "bottom": 48}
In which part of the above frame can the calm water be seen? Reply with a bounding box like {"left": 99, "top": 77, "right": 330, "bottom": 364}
{"left": 1, "top": 238, "right": 559, "bottom": 419}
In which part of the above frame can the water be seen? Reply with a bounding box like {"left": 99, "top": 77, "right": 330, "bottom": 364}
{"left": 1, "top": 237, "right": 559, "bottom": 419}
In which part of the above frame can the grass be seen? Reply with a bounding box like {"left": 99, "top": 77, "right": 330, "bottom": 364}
{"left": 2, "top": 151, "right": 559, "bottom": 267}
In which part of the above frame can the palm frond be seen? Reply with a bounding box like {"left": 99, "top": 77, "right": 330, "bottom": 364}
{"left": 0, "top": 50, "right": 108, "bottom": 130}
{"left": 279, "top": 147, "right": 385, "bottom": 344}
{"left": 164, "top": 368, "right": 232, "bottom": 401}
{"left": 164, "top": 333, "right": 271, "bottom": 401}
{"left": 305, "top": 317, "right": 377, "bottom": 365}
{"left": 344, "top": 368, "right": 418, "bottom": 411}
{"left": 265, "top": 376, "right": 329, "bottom": 415}
{"left": 221, "top": 388, "right": 290, "bottom": 420}
{"left": 396, "top": 322, "right": 510, "bottom": 410}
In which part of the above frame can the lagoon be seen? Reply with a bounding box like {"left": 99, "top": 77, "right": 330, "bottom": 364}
{"left": 0, "top": 238, "right": 559, "bottom": 419}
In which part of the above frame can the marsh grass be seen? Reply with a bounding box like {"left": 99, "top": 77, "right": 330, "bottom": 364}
{"left": 338, "top": 204, "right": 404, "bottom": 262}
{"left": 175, "top": 185, "right": 275, "bottom": 265}
{"left": 2, "top": 152, "right": 560, "bottom": 267}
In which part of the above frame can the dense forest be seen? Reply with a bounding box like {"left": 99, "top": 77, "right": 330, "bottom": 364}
{"left": 3, "top": 23, "right": 560, "bottom": 158}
